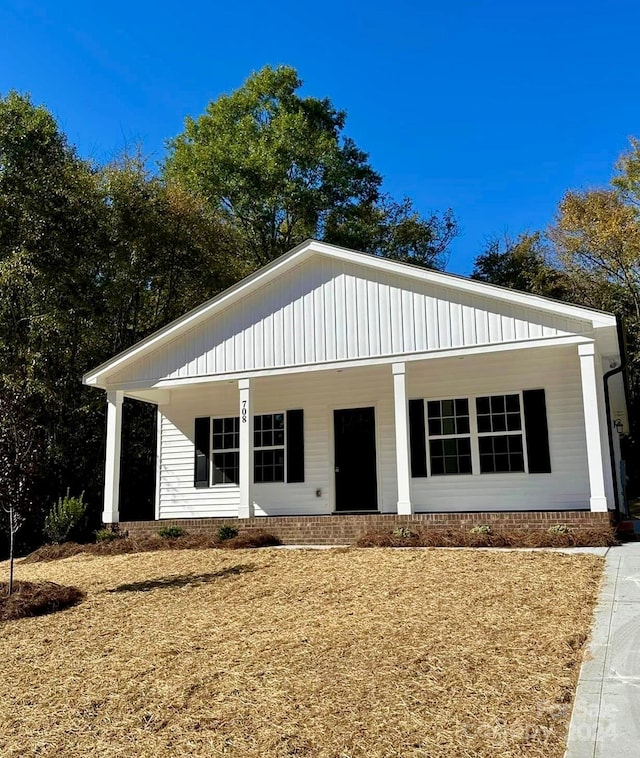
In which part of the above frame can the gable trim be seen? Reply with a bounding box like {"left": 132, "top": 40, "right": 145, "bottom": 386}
{"left": 84, "top": 239, "right": 616, "bottom": 387}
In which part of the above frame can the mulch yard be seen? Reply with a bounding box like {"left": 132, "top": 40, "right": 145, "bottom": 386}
{"left": 0, "top": 547, "right": 603, "bottom": 757}
{"left": 0, "top": 580, "right": 84, "bottom": 622}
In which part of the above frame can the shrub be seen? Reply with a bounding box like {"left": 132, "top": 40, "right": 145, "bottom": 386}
{"left": 391, "top": 527, "right": 417, "bottom": 539}
{"left": 44, "top": 490, "right": 87, "bottom": 544}
{"left": 158, "top": 526, "right": 186, "bottom": 539}
{"left": 548, "top": 524, "right": 572, "bottom": 535}
{"left": 216, "top": 525, "right": 239, "bottom": 541}
{"left": 469, "top": 524, "right": 492, "bottom": 535}
{"left": 95, "top": 527, "right": 123, "bottom": 543}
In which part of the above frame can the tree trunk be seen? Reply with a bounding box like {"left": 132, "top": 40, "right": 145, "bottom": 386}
{"left": 8, "top": 506, "right": 15, "bottom": 596}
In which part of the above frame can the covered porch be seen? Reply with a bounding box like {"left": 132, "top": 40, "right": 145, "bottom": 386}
{"left": 101, "top": 334, "right": 619, "bottom": 526}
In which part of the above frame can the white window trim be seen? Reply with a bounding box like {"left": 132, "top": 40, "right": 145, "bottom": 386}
{"left": 475, "top": 392, "right": 529, "bottom": 475}
{"left": 211, "top": 415, "right": 240, "bottom": 487}
{"left": 422, "top": 391, "right": 530, "bottom": 477}
{"left": 253, "top": 411, "right": 287, "bottom": 484}
{"left": 425, "top": 398, "right": 473, "bottom": 477}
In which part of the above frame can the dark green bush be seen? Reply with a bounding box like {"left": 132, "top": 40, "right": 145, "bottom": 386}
{"left": 95, "top": 527, "right": 123, "bottom": 543}
{"left": 216, "top": 525, "right": 239, "bottom": 541}
{"left": 158, "top": 526, "right": 186, "bottom": 539}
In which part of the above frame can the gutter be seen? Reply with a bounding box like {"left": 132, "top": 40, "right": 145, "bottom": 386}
{"left": 603, "top": 315, "right": 629, "bottom": 520}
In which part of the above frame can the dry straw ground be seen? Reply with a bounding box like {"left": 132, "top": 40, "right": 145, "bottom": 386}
{"left": 0, "top": 548, "right": 602, "bottom": 757}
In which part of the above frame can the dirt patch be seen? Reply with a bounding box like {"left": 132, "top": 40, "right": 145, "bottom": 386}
{"left": 22, "top": 530, "right": 281, "bottom": 563}
{"left": 357, "top": 524, "right": 616, "bottom": 548}
{"left": 0, "top": 580, "right": 84, "bottom": 622}
{"left": 0, "top": 547, "right": 602, "bottom": 757}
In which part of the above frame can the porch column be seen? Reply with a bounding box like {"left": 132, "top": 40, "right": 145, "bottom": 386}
{"left": 238, "top": 379, "right": 254, "bottom": 519}
{"left": 103, "top": 390, "right": 123, "bottom": 524}
{"left": 392, "top": 362, "right": 412, "bottom": 515}
{"left": 578, "top": 343, "right": 608, "bottom": 512}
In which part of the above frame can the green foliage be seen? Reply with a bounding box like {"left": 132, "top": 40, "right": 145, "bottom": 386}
{"left": 0, "top": 93, "right": 248, "bottom": 554}
{"left": 471, "top": 232, "right": 573, "bottom": 300}
{"left": 95, "top": 528, "right": 123, "bottom": 543}
{"left": 391, "top": 526, "right": 417, "bottom": 539}
{"left": 216, "top": 525, "right": 239, "bottom": 542}
{"left": 469, "top": 524, "right": 492, "bottom": 535}
{"left": 157, "top": 526, "right": 185, "bottom": 539}
{"left": 165, "top": 65, "right": 456, "bottom": 268}
{"left": 548, "top": 524, "right": 571, "bottom": 535}
{"left": 44, "top": 490, "right": 86, "bottom": 544}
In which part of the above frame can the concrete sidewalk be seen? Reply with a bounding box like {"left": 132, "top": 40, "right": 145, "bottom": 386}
{"left": 565, "top": 541, "right": 640, "bottom": 757}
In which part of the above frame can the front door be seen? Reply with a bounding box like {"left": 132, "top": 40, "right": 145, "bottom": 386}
{"left": 333, "top": 407, "right": 378, "bottom": 512}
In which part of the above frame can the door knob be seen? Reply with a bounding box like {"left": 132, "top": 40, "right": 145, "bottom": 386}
{"left": 335, "top": 467, "right": 340, "bottom": 473}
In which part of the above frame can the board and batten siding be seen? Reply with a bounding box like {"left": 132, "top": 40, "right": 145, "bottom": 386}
{"left": 114, "top": 255, "right": 591, "bottom": 384}
{"left": 157, "top": 344, "right": 591, "bottom": 518}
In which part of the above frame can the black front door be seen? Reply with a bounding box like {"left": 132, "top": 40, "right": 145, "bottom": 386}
{"left": 333, "top": 407, "right": 378, "bottom": 512}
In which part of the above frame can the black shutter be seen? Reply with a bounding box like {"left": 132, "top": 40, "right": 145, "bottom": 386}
{"left": 286, "top": 409, "right": 305, "bottom": 483}
{"left": 409, "top": 399, "right": 428, "bottom": 477}
{"left": 523, "top": 389, "right": 552, "bottom": 473}
{"left": 194, "top": 417, "right": 211, "bottom": 488}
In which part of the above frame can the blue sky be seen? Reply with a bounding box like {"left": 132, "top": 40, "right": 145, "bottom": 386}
{"left": 1, "top": 0, "right": 638, "bottom": 274}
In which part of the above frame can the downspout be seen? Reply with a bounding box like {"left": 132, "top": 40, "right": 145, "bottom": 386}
{"left": 603, "top": 316, "right": 628, "bottom": 520}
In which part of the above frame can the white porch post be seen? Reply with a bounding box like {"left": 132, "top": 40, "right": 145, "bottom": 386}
{"left": 392, "top": 362, "right": 412, "bottom": 515}
{"left": 238, "top": 379, "right": 254, "bottom": 519}
{"left": 103, "top": 390, "right": 123, "bottom": 524}
{"left": 578, "top": 343, "right": 608, "bottom": 512}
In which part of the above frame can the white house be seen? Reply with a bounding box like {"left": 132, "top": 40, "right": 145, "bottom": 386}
{"left": 83, "top": 240, "right": 628, "bottom": 530}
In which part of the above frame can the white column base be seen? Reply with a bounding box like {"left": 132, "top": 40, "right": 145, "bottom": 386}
{"left": 102, "top": 511, "right": 120, "bottom": 524}
{"left": 397, "top": 500, "right": 412, "bottom": 516}
{"left": 589, "top": 497, "right": 608, "bottom": 513}
{"left": 238, "top": 505, "right": 254, "bottom": 520}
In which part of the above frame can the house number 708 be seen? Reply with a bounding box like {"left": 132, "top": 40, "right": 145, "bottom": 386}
{"left": 241, "top": 400, "right": 247, "bottom": 423}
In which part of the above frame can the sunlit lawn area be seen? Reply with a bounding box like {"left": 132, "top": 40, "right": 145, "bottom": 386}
{"left": 0, "top": 547, "right": 602, "bottom": 757}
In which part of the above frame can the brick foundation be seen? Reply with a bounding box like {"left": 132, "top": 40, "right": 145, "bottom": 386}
{"left": 118, "top": 510, "right": 613, "bottom": 546}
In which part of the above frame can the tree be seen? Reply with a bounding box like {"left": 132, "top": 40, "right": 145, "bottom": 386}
{"left": 0, "top": 383, "right": 41, "bottom": 593}
{"left": 471, "top": 232, "right": 572, "bottom": 298}
{"left": 324, "top": 196, "right": 457, "bottom": 269}
{"left": 0, "top": 94, "right": 247, "bottom": 553}
{"left": 165, "top": 65, "right": 457, "bottom": 268}
{"left": 97, "top": 153, "right": 247, "bottom": 354}
{"left": 551, "top": 189, "right": 640, "bottom": 318}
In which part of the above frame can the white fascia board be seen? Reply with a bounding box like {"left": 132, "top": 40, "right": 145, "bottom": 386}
{"left": 104, "top": 333, "right": 594, "bottom": 393}
{"left": 84, "top": 238, "right": 615, "bottom": 386}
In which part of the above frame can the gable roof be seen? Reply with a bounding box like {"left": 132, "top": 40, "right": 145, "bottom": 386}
{"left": 83, "top": 239, "right": 616, "bottom": 386}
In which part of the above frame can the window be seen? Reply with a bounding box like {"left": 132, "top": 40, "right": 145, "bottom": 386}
{"left": 254, "top": 413, "right": 285, "bottom": 483}
{"left": 212, "top": 417, "right": 239, "bottom": 485}
{"left": 426, "top": 399, "right": 472, "bottom": 475}
{"left": 476, "top": 394, "right": 525, "bottom": 473}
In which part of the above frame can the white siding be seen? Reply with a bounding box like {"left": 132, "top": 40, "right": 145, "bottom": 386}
{"left": 407, "top": 346, "right": 590, "bottom": 511}
{"left": 157, "top": 344, "right": 591, "bottom": 518}
{"left": 114, "top": 256, "right": 590, "bottom": 384}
